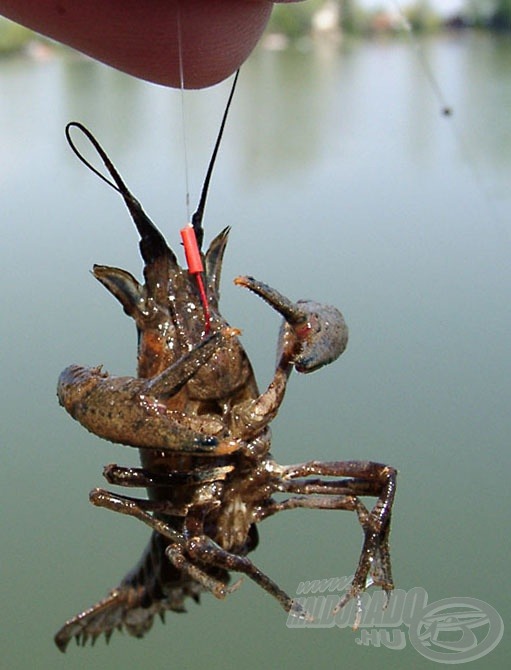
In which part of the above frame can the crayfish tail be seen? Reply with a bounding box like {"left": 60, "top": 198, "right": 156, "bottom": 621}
{"left": 54, "top": 532, "right": 207, "bottom": 652}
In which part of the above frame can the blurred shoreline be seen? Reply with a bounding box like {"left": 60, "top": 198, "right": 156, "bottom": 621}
{"left": 1, "top": 2, "right": 510, "bottom": 60}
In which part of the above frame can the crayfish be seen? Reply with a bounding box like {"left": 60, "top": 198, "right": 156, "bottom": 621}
{"left": 55, "top": 76, "right": 396, "bottom": 651}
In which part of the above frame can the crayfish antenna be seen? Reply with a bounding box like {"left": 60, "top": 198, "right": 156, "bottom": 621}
{"left": 191, "top": 70, "right": 239, "bottom": 250}
{"left": 65, "top": 122, "right": 176, "bottom": 267}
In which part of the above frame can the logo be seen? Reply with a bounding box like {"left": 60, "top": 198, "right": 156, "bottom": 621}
{"left": 409, "top": 597, "right": 504, "bottom": 664}
{"left": 286, "top": 580, "right": 503, "bottom": 664}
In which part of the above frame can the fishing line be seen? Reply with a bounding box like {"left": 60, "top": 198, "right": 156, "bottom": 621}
{"left": 176, "top": 2, "right": 212, "bottom": 333}
{"left": 176, "top": 3, "right": 191, "bottom": 222}
{"left": 391, "top": 0, "right": 504, "bottom": 230}
{"left": 392, "top": 1, "right": 452, "bottom": 116}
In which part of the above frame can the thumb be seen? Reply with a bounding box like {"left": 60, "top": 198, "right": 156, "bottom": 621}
{"left": 0, "top": 0, "right": 305, "bottom": 88}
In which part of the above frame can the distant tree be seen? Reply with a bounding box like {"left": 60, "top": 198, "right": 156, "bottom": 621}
{"left": 268, "top": 0, "right": 324, "bottom": 38}
{"left": 489, "top": 0, "right": 511, "bottom": 29}
{"left": 465, "top": 0, "right": 511, "bottom": 29}
{"left": 340, "top": 0, "right": 358, "bottom": 34}
{"left": 404, "top": 0, "right": 440, "bottom": 32}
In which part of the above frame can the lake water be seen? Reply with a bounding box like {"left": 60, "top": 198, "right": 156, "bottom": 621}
{"left": 1, "top": 31, "right": 509, "bottom": 669}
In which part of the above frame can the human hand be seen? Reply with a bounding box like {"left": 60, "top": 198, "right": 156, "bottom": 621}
{"left": 0, "top": 0, "right": 304, "bottom": 88}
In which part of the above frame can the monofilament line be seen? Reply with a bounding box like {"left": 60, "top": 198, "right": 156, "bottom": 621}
{"left": 392, "top": 1, "right": 452, "bottom": 115}
{"left": 176, "top": 3, "right": 191, "bottom": 223}
{"left": 392, "top": 0, "right": 504, "bottom": 231}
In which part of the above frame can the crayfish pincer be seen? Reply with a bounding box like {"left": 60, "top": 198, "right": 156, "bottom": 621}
{"left": 55, "top": 86, "right": 396, "bottom": 652}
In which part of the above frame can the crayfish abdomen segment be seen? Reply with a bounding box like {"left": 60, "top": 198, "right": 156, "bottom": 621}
{"left": 54, "top": 531, "right": 214, "bottom": 652}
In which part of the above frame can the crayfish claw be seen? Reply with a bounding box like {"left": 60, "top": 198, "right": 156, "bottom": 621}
{"left": 234, "top": 275, "right": 349, "bottom": 372}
